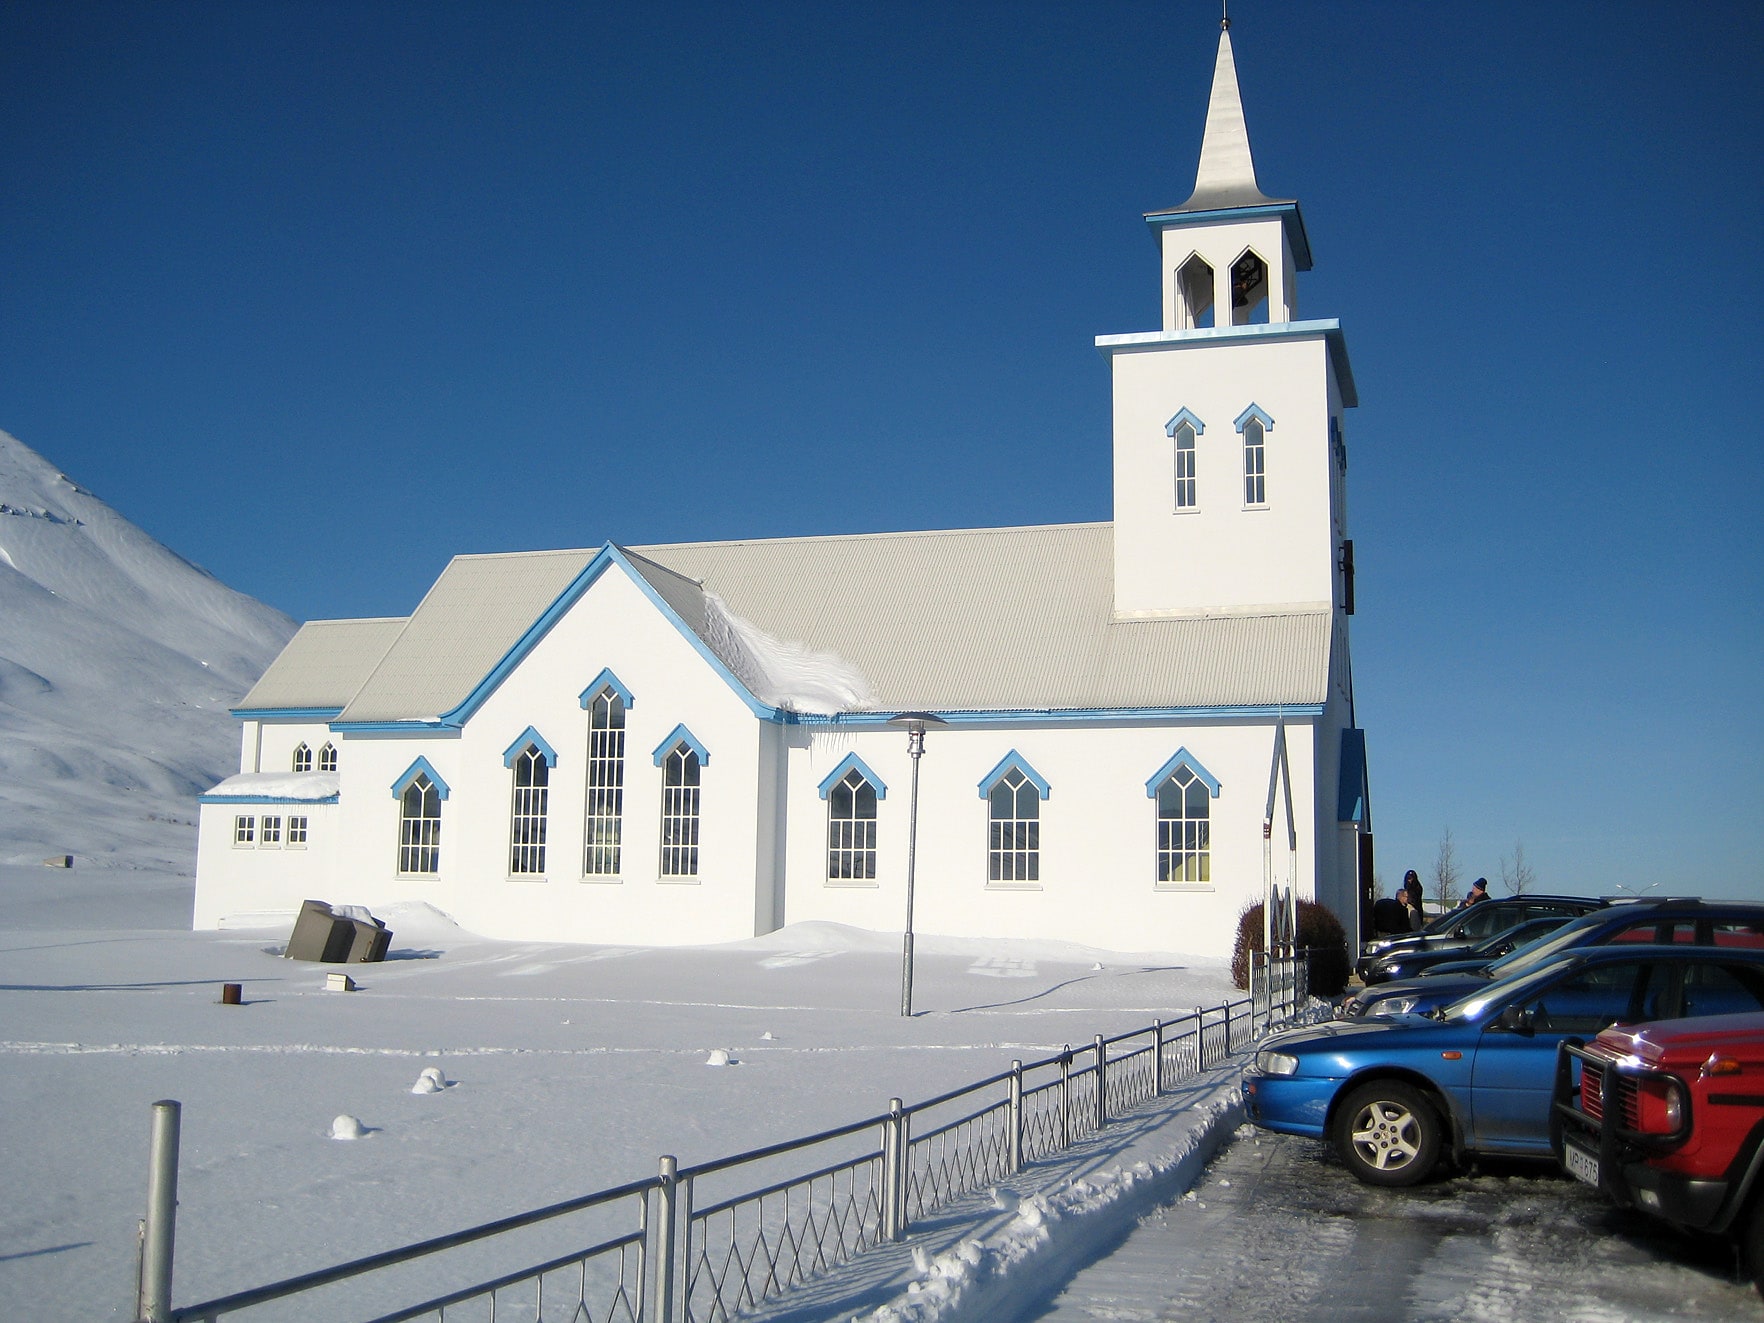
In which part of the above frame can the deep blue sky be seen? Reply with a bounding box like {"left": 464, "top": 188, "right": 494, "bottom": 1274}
{"left": 3, "top": 2, "right": 1760, "bottom": 901}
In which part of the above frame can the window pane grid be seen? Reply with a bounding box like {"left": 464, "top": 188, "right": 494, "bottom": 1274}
{"left": 988, "top": 769, "right": 1040, "bottom": 882}
{"left": 1157, "top": 767, "right": 1211, "bottom": 883}
{"left": 584, "top": 691, "right": 626, "bottom": 876}
{"left": 399, "top": 775, "right": 441, "bottom": 875}
{"left": 660, "top": 745, "right": 701, "bottom": 877}
{"left": 1243, "top": 420, "right": 1266, "bottom": 505}
{"left": 291, "top": 744, "right": 312, "bottom": 772}
{"left": 827, "top": 769, "right": 878, "bottom": 880}
{"left": 233, "top": 815, "right": 255, "bottom": 846}
{"left": 1174, "top": 423, "right": 1197, "bottom": 509}
{"left": 317, "top": 743, "right": 338, "bottom": 773}
{"left": 287, "top": 816, "right": 308, "bottom": 847}
{"left": 509, "top": 747, "right": 549, "bottom": 875}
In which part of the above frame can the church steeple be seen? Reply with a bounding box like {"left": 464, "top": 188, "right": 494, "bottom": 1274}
{"left": 1179, "top": 21, "right": 1286, "bottom": 213}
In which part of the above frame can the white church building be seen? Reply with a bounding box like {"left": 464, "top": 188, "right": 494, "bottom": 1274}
{"left": 195, "top": 23, "right": 1373, "bottom": 958}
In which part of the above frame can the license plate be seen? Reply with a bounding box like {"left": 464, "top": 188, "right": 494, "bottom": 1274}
{"left": 1563, "top": 1140, "right": 1599, "bottom": 1187}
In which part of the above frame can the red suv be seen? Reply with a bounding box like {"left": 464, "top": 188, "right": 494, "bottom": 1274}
{"left": 1554, "top": 1012, "right": 1764, "bottom": 1293}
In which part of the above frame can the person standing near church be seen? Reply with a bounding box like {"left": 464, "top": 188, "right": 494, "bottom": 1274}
{"left": 1400, "top": 870, "right": 1426, "bottom": 930}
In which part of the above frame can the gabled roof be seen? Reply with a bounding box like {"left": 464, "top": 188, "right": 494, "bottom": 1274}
{"left": 235, "top": 617, "right": 405, "bottom": 714}
{"left": 261, "top": 524, "right": 1334, "bottom": 728}
{"left": 635, "top": 524, "right": 1331, "bottom": 714}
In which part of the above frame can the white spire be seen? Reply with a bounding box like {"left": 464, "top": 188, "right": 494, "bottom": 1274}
{"left": 1178, "top": 24, "right": 1282, "bottom": 212}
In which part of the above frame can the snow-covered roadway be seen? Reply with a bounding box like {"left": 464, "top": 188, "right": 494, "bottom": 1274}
{"left": 1034, "top": 1126, "right": 1758, "bottom": 1322}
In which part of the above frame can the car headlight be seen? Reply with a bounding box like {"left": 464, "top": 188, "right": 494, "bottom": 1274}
{"left": 1255, "top": 1050, "right": 1300, "bottom": 1076}
{"left": 1368, "top": 997, "right": 1418, "bottom": 1017}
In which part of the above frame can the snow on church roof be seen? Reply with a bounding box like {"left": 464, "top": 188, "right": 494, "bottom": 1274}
{"left": 634, "top": 523, "right": 1331, "bottom": 713}
{"left": 252, "top": 523, "right": 1332, "bottom": 726}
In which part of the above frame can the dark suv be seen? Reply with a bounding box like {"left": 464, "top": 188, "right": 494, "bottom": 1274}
{"left": 1341, "top": 898, "right": 1764, "bottom": 1020}
{"left": 1357, "top": 895, "right": 1605, "bottom": 981}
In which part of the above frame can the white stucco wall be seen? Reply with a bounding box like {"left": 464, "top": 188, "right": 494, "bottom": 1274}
{"left": 776, "top": 718, "right": 1320, "bottom": 958}
{"left": 1109, "top": 333, "right": 1339, "bottom": 619}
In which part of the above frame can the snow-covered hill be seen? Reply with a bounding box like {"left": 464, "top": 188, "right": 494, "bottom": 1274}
{"left": 0, "top": 428, "right": 295, "bottom": 871}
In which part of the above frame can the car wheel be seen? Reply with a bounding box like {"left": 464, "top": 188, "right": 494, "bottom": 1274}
{"left": 1334, "top": 1080, "right": 1442, "bottom": 1187}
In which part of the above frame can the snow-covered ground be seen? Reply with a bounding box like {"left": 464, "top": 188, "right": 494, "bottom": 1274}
{"left": 0, "top": 862, "right": 1241, "bottom": 1321}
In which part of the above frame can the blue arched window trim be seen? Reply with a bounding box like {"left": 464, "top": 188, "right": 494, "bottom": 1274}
{"left": 1164, "top": 408, "right": 1207, "bottom": 438}
{"left": 652, "top": 724, "right": 710, "bottom": 768}
{"left": 976, "top": 751, "right": 1051, "bottom": 800}
{"left": 502, "top": 726, "right": 559, "bottom": 769}
{"left": 1233, "top": 403, "right": 1275, "bottom": 434}
{"left": 817, "top": 752, "right": 888, "bottom": 801}
{"left": 578, "top": 667, "right": 634, "bottom": 711}
{"left": 1143, "top": 748, "right": 1221, "bottom": 799}
{"left": 391, "top": 756, "right": 451, "bottom": 801}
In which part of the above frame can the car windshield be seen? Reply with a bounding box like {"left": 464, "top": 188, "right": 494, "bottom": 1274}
{"left": 1438, "top": 956, "right": 1578, "bottom": 1022}
{"left": 1481, "top": 909, "right": 1613, "bottom": 978}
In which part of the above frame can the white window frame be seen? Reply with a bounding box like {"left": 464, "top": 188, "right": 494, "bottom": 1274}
{"left": 659, "top": 743, "right": 701, "bottom": 878}
{"left": 1155, "top": 767, "right": 1211, "bottom": 886}
{"left": 508, "top": 744, "right": 550, "bottom": 877}
{"left": 260, "top": 814, "right": 282, "bottom": 848}
{"left": 398, "top": 774, "right": 442, "bottom": 876}
{"left": 291, "top": 743, "right": 312, "bottom": 773}
{"left": 233, "top": 814, "right": 256, "bottom": 847}
{"left": 318, "top": 742, "right": 338, "bottom": 773}
{"left": 826, "top": 767, "right": 879, "bottom": 882}
{"left": 583, "top": 687, "right": 626, "bottom": 878}
{"left": 287, "top": 815, "right": 309, "bottom": 848}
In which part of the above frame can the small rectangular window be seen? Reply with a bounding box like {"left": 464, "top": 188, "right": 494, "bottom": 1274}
{"left": 260, "top": 815, "right": 282, "bottom": 847}
{"left": 1243, "top": 419, "right": 1267, "bottom": 506}
{"left": 287, "top": 816, "right": 309, "bottom": 848}
{"left": 233, "top": 815, "right": 256, "bottom": 847}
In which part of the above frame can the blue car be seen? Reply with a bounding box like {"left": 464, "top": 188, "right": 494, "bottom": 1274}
{"left": 1244, "top": 946, "right": 1764, "bottom": 1186}
{"left": 1338, "top": 897, "right": 1764, "bottom": 1020}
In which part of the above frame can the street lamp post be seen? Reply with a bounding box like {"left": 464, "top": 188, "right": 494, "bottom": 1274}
{"left": 889, "top": 712, "right": 945, "bottom": 1017}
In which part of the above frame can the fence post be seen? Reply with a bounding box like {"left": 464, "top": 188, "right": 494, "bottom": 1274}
{"left": 650, "top": 1155, "right": 677, "bottom": 1323}
{"left": 137, "top": 1099, "right": 180, "bottom": 1323}
{"left": 1058, "top": 1047, "right": 1071, "bottom": 1150}
{"left": 1152, "top": 1020, "right": 1164, "bottom": 1097}
{"left": 881, "top": 1098, "right": 904, "bottom": 1242}
{"left": 1093, "top": 1034, "right": 1108, "bottom": 1130}
{"left": 1008, "top": 1062, "right": 1024, "bottom": 1174}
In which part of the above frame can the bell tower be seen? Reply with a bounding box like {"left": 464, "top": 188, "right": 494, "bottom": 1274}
{"left": 1100, "top": 18, "right": 1357, "bottom": 621}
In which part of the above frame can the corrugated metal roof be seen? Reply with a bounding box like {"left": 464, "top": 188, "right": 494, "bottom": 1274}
{"left": 280, "top": 524, "right": 1331, "bottom": 724}
{"left": 634, "top": 524, "right": 1331, "bottom": 711}
{"left": 237, "top": 617, "right": 406, "bottom": 711}
{"left": 337, "top": 550, "right": 596, "bottom": 723}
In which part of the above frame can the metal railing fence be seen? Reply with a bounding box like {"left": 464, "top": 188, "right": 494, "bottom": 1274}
{"left": 141, "top": 954, "right": 1309, "bottom": 1323}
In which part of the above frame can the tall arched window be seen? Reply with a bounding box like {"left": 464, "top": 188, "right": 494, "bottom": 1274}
{"left": 1236, "top": 404, "right": 1274, "bottom": 507}
{"left": 1242, "top": 418, "right": 1266, "bottom": 506}
{"left": 980, "top": 753, "right": 1049, "bottom": 884}
{"left": 399, "top": 774, "right": 442, "bottom": 875}
{"left": 827, "top": 767, "right": 879, "bottom": 880}
{"left": 583, "top": 686, "right": 627, "bottom": 876}
{"left": 1157, "top": 767, "right": 1211, "bottom": 884}
{"left": 292, "top": 743, "right": 312, "bottom": 772}
{"left": 509, "top": 744, "right": 550, "bottom": 875}
{"left": 1174, "top": 422, "right": 1198, "bottom": 509}
{"left": 317, "top": 742, "right": 338, "bottom": 773}
{"left": 1147, "top": 749, "right": 1219, "bottom": 887}
{"left": 659, "top": 741, "right": 701, "bottom": 877}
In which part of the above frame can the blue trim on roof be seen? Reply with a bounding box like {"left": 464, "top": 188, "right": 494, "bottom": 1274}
{"left": 503, "top": 726, "right": 558, "bottom": 769}
{"left": 1144, "top": 747, "right": 1222, "bottom": 799}
{"left": 392, "top": 756, "right": 451, "bottom": 800}
{"left": 326, "top": 543, "right": 772, "bottom": 736}
{"left": 977, "top": 750, "right": 1050, "bottom": 800}
{"left": 1234, "top": 403, "right": 1274, "bottom": 433}
{"left": 230, "top": 706, "right": 343, "bottom": 721}
{"left": 328, "top": 722, "right": 457, "bottom": 736}
{"left": 1094, "top": 319, "right": 1357, "bottom": 409}
{"left": 201, "top": 793, "right": 340, "bottom": 806}
{"left": 652, "top": 724, "right": 709, "bottom": 768}
{"left": 579, "top": 667, "right": 634, "bottom": 710}
{"left": 1164, "top": 408, "right": 1206, "bottom": 438}
{"left": 1142, "top": 201, "right": 1313, "bottom": 271}
{"left": 1337, "top": 727, "right": 1369, "bottom": 826}
{"left": 787, "top": 704, "right": 1324, "bottom": 728}
{"left": 817, "top": 752, "right": 889, "bottom": 801}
